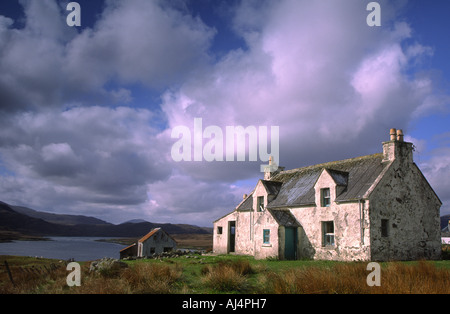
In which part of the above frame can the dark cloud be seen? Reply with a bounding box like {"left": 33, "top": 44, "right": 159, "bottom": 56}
{"left": 0, "top": 0, "right": 448, "bottom": 227}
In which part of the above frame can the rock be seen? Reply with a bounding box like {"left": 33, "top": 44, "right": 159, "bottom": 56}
{"left": 89, "top": 257, "right": 128, "bottom": 274}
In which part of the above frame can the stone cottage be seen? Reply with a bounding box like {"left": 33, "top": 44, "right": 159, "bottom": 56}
{"left": 120, "top": 228, "right": 177, "bottom": 259}
{"left": 213, "top": 129, "right": 442, "bottom": 261}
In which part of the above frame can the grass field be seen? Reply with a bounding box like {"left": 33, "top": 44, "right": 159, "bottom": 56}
{"left": 1, "top": 252, "right": 450, "bottom": 294}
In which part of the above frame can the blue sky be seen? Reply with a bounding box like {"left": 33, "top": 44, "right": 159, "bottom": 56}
{"left": 0, "top": 0, "right": 449, "bottom": 227}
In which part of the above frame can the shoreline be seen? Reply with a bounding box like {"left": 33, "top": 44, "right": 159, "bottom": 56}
{"left": 0, "top": 231, "right": 51, "bottom": 243}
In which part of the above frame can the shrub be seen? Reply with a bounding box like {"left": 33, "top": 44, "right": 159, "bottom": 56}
{"left": 121, "top": 263, "right": 182, "bottom": 294}
{"left": 201, "top": 259, "right": 253, "bottom": 292}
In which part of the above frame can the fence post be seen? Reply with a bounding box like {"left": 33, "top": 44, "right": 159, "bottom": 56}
{"left": 4, "top": 261, "right": 15, "bottom": 287}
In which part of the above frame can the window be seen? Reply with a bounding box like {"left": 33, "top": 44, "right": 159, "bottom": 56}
{"left": 321, "top": 188, "right": 331, "bottom": 207}
{"left": 322, "top": 221, "right": 335, "bottom": 246}
{"left": 381, "top": 219, "right": 389, "bottom": 237}
{"left": 257, "top": 196, "right": 264, "bottom": 212}
{"left": 217, "top": 226, "right": 223, "bottom": 235}
{"left": 263, "top": 229, "right": 270, "bottom": 244}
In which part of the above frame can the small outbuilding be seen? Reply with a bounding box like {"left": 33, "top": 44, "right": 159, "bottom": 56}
{"left": 120, "top": 228, "right": 177, "bottom": 259}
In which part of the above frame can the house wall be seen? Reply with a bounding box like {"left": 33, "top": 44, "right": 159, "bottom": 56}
{"left": 213, "top": 214, "right": 229, "bottom": 254}
{"left": 369, "top": 157, "right": 442, "bottom": 261}
{"left": 290, "top": 169, "right": 371, "bottom": 261}
{"left": 213, "top": 211, "right": 255, "bottom": 255}
{"left": 253, "top": 210, "right": 279, "bottom": 259}
{"left": 290, "top": 203, "right": 370, "bottom": 261}
{"left": 213, "top": 181, "right": 276, "bottom": 257}
{"left": 139, "top": 230, "right": 177, "bottom": 257}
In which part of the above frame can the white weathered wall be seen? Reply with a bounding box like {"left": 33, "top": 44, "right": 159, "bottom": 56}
{"left": 254, "top": 210, "right": 279, "bottom": 259}
{"left": 369, "top": 156, "right": 442, "bottom": 261}
{"left": 288, "top": 169, "right": 370, "bottom": 261}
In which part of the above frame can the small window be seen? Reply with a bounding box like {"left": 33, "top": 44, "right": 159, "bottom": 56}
{"left": 217, "top": 226, "right": 223, "bottom": 235}
{"left": 321, "top": 188, "right": 331, "bottom": 207}
{"left": 257, "top": 196, "right": 264, "bottom": 212}
{"left": 150, "top": 247, "right": 155, "bottom": 254}
{"left": 263, "top": 229, "right": 270, "bottom": 244}
{"left": 322, "top": 221, "right": 335, "bottom": 246}
{"left": 381, "top": 219, "right": 389, "bottom": 237}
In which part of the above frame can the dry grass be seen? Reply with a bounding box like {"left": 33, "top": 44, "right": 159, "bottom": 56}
{"left": 68, "top": 262, "right": 183, "bottom": 294}
{"left": 2, "top": 255, "right": 450, "bottom": 294}
{"left": 0, "top": 258, "right": 182, "bottom": 294}
{"left": 200, "top": 259, "right": 254, "bottom": 292}
{"left": 259, "top": 260, "right": 450, "bottom": 294}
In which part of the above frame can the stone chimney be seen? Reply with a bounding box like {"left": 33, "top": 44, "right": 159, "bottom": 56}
{"left": 382, "top": 128, "right": 414, "bottom": 163}
{"left": 262, "top": 156, "right": 285, "bottom": 180}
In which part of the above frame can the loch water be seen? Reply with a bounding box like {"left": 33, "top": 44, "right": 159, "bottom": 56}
{"left": 0, "top": 237, "right": 125, "bottom": 261}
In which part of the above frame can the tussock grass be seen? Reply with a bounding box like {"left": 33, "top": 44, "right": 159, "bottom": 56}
{"left": 121, "top": 262, "right": 183, "bottom": 294}
{"left": 260, "top": 260, "right": 450, "bottom": 294}
{"left": 200, "top": 259, "right": 254, "bottom": 292}
{"left": 2, "top": 254, "right": 450, "bottom": 294}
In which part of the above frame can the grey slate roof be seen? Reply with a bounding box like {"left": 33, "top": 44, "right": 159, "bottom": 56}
{"left": 261, "top": 180, "right": 283, "bottom": 195}
{"left": 268, "top": 209, "right": 301, "bottom": 227}
{"left": 237, "top": 192, "right": 253, "bottom": 211}
{"left": 266, "top": 153, "right": 387, "bottom": 208}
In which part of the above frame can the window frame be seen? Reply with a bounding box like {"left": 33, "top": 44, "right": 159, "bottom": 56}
{"left": 321, "top": 188, "right": 331, "bottom": 207}
{"left": 322, "top": 221, "right": 335, "bottom": 247}
{"left": 263, "top": 229, "right": 270, "bottom": 244}
{"left": 257, "top": 196, "right": 265, "bottom": 212}
{"left": 217, "top": 226, "right": 223, "bottom": 235}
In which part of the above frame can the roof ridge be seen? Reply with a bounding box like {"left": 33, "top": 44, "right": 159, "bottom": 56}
{"left": 275, "top": 153, "right": 383, "bottom": 176}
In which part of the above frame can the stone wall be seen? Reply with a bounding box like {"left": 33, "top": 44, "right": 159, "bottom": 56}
{"left": 369, "top": 157, "right": 441, "bottom": 261}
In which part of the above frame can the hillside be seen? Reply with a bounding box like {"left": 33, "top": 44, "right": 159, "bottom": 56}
{"left": 11, "top": 205, "right": 111, "bottom": 226}
{"left": 0, "top": 201, "right": 212, "bottom": 241}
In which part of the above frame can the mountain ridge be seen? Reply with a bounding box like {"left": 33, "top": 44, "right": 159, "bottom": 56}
{"left": 0, "top": 201, "right": 212, "bottom": 241}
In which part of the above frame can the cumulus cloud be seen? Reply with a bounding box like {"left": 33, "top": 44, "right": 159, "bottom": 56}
{"left": 162, "top": 0, "right": 440, "bottom": 172}
{"left": 0, "top": 0, "right": 448, "bottom": 226}
{"left": 0, "top": 0, "right": 215, "bottom": 112}
{"left": 144, "top": 172, "right": 251, "bottom": 226}
{"left": 0, "top": 106, "right": 171, "bottom": 219}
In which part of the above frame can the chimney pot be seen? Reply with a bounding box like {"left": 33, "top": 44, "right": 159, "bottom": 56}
{"left": 397, "top": 129, "right": 404, "bottom": 142}
{"left": 390, "top": 128, "right": 397, "bottom": 141}
{"left": 243, "top": 194, "right": 247, "bottom": 199}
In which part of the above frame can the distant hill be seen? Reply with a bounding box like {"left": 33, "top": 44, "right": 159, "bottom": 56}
{"left": 0, "top": 201, "right": 212, "bottom": 241}
{"left": 0, "top": 201, "right": 67, "bottom": 237}
{"left": 11, "top": 205, "right": 111, "bottom": 226}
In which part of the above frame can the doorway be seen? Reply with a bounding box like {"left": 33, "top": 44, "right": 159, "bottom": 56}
{"left": 228, "top": 221, "right": 236, "bottom": 253}
{"left": 284, "top": 227, "right": 297, "bottom": 260}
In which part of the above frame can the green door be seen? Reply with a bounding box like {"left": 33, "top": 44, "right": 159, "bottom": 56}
{"left": 285, "top": 227, "right": 297, "bottom": 260}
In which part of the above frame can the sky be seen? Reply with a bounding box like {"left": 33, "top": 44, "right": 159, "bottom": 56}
{"left": 0, "top": 0, "right": 449, "bottom": 227}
